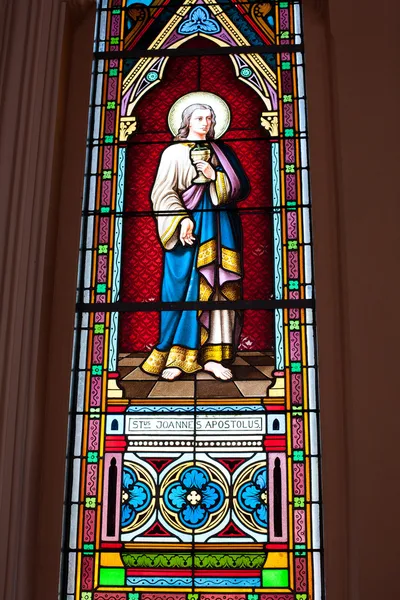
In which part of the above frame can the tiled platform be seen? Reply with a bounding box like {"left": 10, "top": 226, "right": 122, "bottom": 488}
{"left": 118, "top": 352, "right": 274, "bottom": 399}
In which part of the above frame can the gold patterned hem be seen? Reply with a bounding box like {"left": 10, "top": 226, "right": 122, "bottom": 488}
{"left": 161, "top": 214, "right": 188, "bottom": 248}
{"left": 141, "top": 348, "right": 169, "bottom": 374}
{"left": 142, "top": 346, "right": 202, "bottom": 374}
{"left": 215, "top": 171, "right": 229, "bottom": 205}
{"left": 165, "top": 346, "right": 202, "bottom": 373}
{"left": 200, "top": 343, "right": 234, "bottom": 364}
{"left": 221, "top": 246, "right": 241, "bottom": 275}
{"left": 197, "top": 239, "right": 217, "bottom": 268}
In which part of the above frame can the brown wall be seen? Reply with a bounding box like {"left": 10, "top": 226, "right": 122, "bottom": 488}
{"left": 305, "top": 1, "right": 400, "bottom": 597}
{"left": 0, "top": 1, "right": 399, "bottom": 599}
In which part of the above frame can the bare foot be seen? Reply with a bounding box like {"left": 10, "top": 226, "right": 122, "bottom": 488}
{"left": 204, "top": 361, "right": 233, "bottom": 381}
{"left": 162, "top": 368, "right": 182, "bottom": 380}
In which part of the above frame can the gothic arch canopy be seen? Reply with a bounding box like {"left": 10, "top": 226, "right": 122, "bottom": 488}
{"left": 122, "top": 2, "right": 277, "bottom": 120}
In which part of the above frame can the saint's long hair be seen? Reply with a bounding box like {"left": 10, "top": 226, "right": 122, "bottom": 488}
{"left": 174, "top": 103, "right": 216, "bottom": 141}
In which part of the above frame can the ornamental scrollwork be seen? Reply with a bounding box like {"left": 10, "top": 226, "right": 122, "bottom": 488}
{"left": 261, "top": 111, "right": 279, "bottom": 137}
{"left": 119, "top": 116, "right": 137, "bottom": 142}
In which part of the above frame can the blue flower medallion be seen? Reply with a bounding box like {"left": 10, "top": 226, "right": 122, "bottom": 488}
{"left": 237, "top": 466, "right": 268, "bottom": 528}
{"left": 164, "top": 466, "right": 225, "bottom": 529}
{"left": 121, "top": 465, "right": 152, "bottom": 528}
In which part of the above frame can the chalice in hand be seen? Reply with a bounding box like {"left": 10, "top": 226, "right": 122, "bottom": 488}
{"left": 190, "top": 143, "right": 212, "bottom": 184}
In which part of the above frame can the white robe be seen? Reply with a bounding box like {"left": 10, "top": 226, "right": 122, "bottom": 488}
{"left": 151, "top": 143, "right": 231, "bottom": 249}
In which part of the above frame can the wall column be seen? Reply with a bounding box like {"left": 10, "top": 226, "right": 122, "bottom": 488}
{"left": 305, "top": 0, "right": 400, "bottom": 599}
{"left": 0, "top": 2, "right": 94, "bottom": 600}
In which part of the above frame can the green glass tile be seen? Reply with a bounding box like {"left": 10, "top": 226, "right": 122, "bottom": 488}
{"left": 295, "top": 544, "right": 307, "bottom": 556}
{"left": 293, "top": 450, "right": 304, "bottom": 462}
{"left": 85, "top": 497, "right": 96, "bottom": 508}
{"left": 83, "top": 543, "right": 94, "bottom": 551}
{"left": 262, "top": 568, "right": 289, "bottom": 587}
{"left": 99, "top": 567, "right": 125, "bottom": 586}
{"left": 294, "top": 496, "right": 305, "bottom": 507}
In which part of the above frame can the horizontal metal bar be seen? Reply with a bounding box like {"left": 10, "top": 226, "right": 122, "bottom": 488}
{"left": 76, "top": 299, "right": 315, "bottom": 312}
{"left": 94, "top": 43, "right": 304, "bottom": 60}
{"left": 80, "top": 205, "right": 312, "bottom": 218}
{"left": 95, "top": 0, "right": 301, "bottom": 10}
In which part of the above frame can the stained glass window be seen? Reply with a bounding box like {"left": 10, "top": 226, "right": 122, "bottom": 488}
{"left": 63, "top": 2, "right": 323, "bottom": 600}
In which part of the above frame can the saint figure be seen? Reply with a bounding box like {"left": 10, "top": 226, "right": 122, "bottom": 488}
{"left": 142, "top": 101, "right": 249, "bottom": 380}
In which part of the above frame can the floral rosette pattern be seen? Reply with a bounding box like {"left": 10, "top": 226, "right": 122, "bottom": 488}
{"left": 238, "top": 466, "right": 268, "bottom": 527}
{"left": 233, "top": 463, "right": 269, "bottom": 536}
{"left": 164, "top": 466, "right": 224, "bottom": 528}
{"left": 160, "top": 462, "right": 229, "bottom": 534}
{"left": 121, "top": 463, "right": 155, "bottom": 532}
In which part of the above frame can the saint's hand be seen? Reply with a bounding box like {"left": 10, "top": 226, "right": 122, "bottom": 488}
{"left": 180, "top": 218, "right": 195, "bottom": 246}
{"left": 193, "top": 159, "right": 216, "bottom": 181}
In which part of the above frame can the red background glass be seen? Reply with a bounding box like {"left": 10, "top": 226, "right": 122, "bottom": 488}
{"left": 120, "top": 42, "right": 274, "bottom": 351}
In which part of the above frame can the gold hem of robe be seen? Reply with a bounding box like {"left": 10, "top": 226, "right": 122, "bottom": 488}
{"left": 200, "top": 343, "right": 234, "bottom": 364}
{"left": 141, "top": 346, "right": 202, "bottom": 375}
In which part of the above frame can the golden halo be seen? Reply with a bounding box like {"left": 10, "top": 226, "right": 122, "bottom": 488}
{"left": 168, "top": 92, "right": 231, "bottom": 139}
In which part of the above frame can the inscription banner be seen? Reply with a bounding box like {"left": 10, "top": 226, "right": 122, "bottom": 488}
{"left": 126, "top": 414, "right": 266, "bottom": 436}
